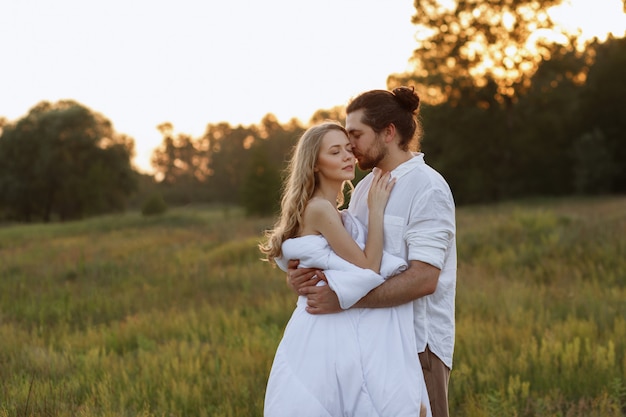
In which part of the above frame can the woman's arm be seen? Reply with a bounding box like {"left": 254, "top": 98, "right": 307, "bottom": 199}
{"left": 306, "top": 169, "right": 395, "bottom": 273}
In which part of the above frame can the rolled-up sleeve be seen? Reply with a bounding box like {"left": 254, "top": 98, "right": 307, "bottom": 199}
{"left": 404, "top": 189, "right": 455, "bottom": 269}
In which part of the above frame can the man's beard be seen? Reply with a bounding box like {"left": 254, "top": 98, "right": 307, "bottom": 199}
{"left": 356, "top": 135, "right": 387, "bottom": 171}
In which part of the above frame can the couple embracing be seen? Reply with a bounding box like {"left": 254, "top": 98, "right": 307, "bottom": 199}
{"left": 260, "top": 86, "right": 457, "bottom": 417}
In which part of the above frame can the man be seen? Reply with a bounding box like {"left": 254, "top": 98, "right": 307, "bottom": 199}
{"left": 288, "top": 86, "right": 457, "bottom": 417}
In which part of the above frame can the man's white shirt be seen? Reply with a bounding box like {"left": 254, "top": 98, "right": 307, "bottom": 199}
{"left": 348, "top": 153, "right": 457, "bottom": 368}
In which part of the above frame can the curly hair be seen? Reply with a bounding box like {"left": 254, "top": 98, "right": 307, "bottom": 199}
{"left": 259, "top": 121, "right": 352, "bottom": 264}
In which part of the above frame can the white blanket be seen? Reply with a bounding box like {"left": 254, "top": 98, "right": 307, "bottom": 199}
{"left": 266, "top": 212, "right": 431, "bottom": 417}
{"left": 275, "top": 211, "right": 407, "bottom": 309}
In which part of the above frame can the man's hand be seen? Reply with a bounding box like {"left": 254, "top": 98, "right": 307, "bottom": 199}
{"left": 286, "top": 259, "right": 322, "bottom": 293}
{"left": 299, "top": 284, "right": 342, "bottom": 314}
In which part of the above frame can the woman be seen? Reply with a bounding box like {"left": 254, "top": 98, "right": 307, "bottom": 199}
{"left": 260, "top": 121, "right": 430, "bottom": 417}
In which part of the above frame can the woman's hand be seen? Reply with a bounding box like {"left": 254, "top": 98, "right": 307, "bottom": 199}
{"left": 367, "top": 167, "right": 396, "bottom": 214}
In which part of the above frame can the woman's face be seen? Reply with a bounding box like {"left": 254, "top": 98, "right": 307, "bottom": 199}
{"left": 315, "top": 130, "right": 355, "bottom": 183}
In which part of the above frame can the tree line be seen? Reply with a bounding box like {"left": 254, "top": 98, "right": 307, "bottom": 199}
{"left": 1, "top": 21, "right": 624, "bottom": 222}
{"left": 146, "top": 36, "right": 626, "bottom": 210}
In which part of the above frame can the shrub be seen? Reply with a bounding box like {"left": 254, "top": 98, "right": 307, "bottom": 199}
{"left": 141, "top": 193, "right": 168, "bottom": 216}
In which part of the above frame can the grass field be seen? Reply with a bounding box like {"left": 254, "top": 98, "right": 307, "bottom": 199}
{"left": 0, "top": 197, "right": 625, "bottom": 416}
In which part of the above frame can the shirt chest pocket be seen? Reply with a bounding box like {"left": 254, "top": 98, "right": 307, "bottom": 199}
{"left": 383, "top": 215, "right": 405, "bottom": 255}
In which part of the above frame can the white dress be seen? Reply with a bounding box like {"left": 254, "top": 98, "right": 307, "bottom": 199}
{"left": 264, "top": 212, "right": 431, "bottom": 417}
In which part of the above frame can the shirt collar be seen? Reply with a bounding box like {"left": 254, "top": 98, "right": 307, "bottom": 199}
{"left": 391, "top": 152, "right": 424, "bottom": 180}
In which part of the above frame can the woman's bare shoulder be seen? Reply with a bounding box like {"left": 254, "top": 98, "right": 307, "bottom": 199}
{"left": 301, "top": 197, "right": 340, "bottom": 235}
{"left": 305, "top": 197, "right": 336, "bottom": 214}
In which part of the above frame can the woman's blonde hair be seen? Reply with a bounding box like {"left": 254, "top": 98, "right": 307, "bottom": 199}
{"left": 260, "top": 121, "right": 352, "bottom": 264}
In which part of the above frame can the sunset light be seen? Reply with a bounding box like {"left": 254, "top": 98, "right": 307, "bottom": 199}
{"left": 550, "top": 0, "right": 626, "bottom": 46}
{"left": 1, "top": 2, "right": 625, "bottom": 414}
{"left": 0, "top": 0, "right": 624, "bottom": 172}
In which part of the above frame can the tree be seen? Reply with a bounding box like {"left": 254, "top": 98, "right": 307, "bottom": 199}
{"left": 404, "top": 38, "right": 597, "bottom": 204}
{"left": 391, "top": 0, "right": 571, "bottom": 107}
{"left": 0, "top": 100, "right": 137, "bottom": 222}
{"left": 575, "top": 36, "right": 626, "bottom": 192}
{"left": 570, "top": 129, "right": 616, "bottom": 194}
{"left": 384, "top": 0, "right": 623, "bottom": 203}
{"left": 201, "top": 122, "right": 254, "bottom": 203}
{"left": 308, "top": 106, "right": 345, "bottom": 125}
{"left": 151, "top": 122, "right": 209, "bottom": 185}
{"left": 250, "top": 114, "right": 304, "bottom": 170}
{"left": 150, "top": 123, "right": 211, "bottom": 204}
{"left": 200, "top": 114, "right": 302, "bottom": 206}
{"left": 240, "top": 144, "right": 281, "bottom": 216}
{"left": 509, "top": 43, "right": 589, "bottom": 196}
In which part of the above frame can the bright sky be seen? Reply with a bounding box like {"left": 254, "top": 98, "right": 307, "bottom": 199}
{"left": 1, "top": 0, "right": 624, "bottom": 173}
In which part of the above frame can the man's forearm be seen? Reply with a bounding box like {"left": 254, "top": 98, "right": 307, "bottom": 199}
{"left": 353, "top": 260, "right": 440, "bottom": 308}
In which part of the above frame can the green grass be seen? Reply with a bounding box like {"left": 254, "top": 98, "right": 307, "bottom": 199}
{"left": 0, "top": 197, "right": 625, "bottom": 416}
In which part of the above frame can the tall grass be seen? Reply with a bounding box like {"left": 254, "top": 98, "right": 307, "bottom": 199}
{"left": 0, "top": 198, "right": 624, "bottom": 416}
{"left": 453, "top": 197, "right": 626, "bottom": 416}
{"left": 0, "top": 206, "right": 287, "bottom": 416}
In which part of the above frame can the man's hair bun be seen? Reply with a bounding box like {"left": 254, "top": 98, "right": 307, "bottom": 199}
{"left": 392, "top": 86, "right": 420, "bottom": 113}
